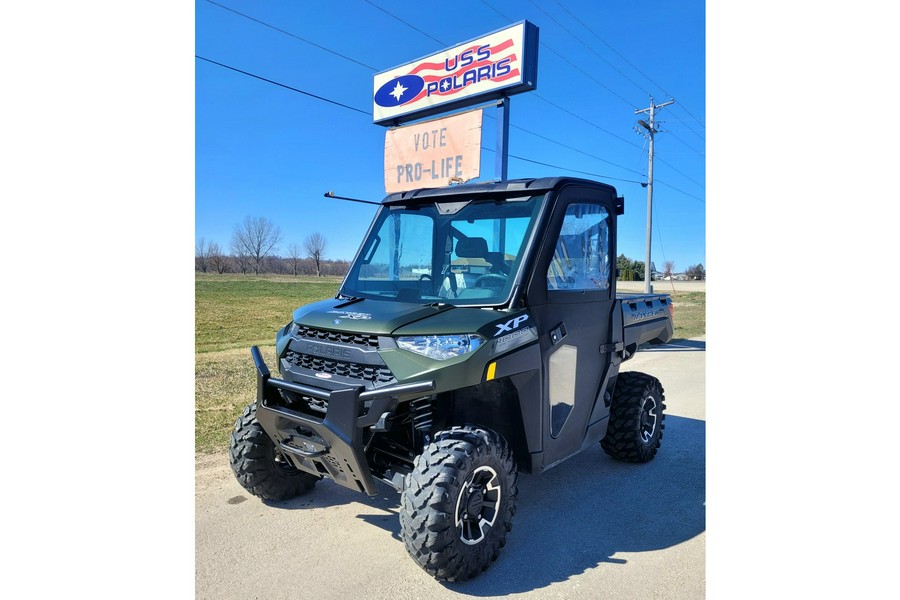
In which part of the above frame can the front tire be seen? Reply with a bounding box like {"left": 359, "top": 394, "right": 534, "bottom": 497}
{"left": 601, "top": 372, "right": 666, "bottom": 463}
{"left": 229, "top": 403, "right": 319, "bottom": 501}
{"left": 399, "top": 426, "right": 518, "bottom": 582}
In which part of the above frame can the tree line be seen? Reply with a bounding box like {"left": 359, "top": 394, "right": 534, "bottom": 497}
{"left": 196, "top": 217, "right": 705, "bottom": 281}
{"left": 196, "top": 216, "right": 350, "bottom": 277}
{"left": 617, "top": 254, "right": 706, "bottom": 281}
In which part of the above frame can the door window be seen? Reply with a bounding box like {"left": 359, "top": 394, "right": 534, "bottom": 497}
{"left": 547, "top": 204, "right": 610, "bottom": 291}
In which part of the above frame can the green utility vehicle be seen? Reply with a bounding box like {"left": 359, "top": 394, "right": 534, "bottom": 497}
{"left": 230, "top": 176, "right": 674, "bottom": 581}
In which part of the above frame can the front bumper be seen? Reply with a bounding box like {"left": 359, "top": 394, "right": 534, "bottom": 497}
{"left": 250, "top": 346, "right": 434, "bottom": 496}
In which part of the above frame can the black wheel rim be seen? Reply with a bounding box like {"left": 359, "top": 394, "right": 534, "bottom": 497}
{"left": 454, "top": 466, "right": 501, "bottom": 545}
{"left": 640, "top": 395, "right": 658, "bottom": 444}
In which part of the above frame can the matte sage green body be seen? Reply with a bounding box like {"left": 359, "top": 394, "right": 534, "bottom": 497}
{"left": 247, "top": 177, "right": 673, "bottom": 503}
{"left": 279, "top": 297, "right": 533, "bottom": 396}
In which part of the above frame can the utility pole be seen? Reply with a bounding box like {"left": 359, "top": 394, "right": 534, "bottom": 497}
{"left": 635, "top": 97, "right": 674, "bottom": 294}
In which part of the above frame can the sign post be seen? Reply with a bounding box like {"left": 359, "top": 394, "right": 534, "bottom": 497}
{"left": 496, "top": 97, "right": 510, "bottom": 181}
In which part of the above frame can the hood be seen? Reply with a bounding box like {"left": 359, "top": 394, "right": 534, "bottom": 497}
{"left": 292, "top": 298, "right": 456, "bottom": 335}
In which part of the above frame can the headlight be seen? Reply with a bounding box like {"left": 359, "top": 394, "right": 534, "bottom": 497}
{"left": 396, "top": 334, "right": 485, "bottom": 360}
{"left": 275, "top": 322, "right": 293, "bottom": 355}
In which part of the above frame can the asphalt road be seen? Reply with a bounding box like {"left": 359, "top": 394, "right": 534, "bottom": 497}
{"left": 195, "top": 337, "right": 706, "bottom": 599}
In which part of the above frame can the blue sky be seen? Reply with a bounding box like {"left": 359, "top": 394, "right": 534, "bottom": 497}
{"left": 10, "top": 3, "right": 900, "bottom": 598}
{"left": 195, "top": 0, "right": 706, "bottom": 271}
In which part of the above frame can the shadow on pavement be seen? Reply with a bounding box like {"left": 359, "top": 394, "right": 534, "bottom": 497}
{"left": 449, "top": 414, "right": 705, "bottom": 595}
{"left": 269, "top": 414, "right": 705, "bottom": 594}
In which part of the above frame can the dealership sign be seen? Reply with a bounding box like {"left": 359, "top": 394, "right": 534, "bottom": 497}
{"left": 372, "top": 21, "right": 539, "bottom": 126}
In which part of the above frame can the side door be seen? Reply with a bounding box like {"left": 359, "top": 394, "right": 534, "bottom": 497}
{"left": 526, "top": 185, "right": 616, "bottom": 468}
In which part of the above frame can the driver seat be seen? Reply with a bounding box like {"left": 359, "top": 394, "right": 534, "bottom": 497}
{"left": 440, "top": 237, "right": 489, "bottom": 299}
{"left": 455, "top": 237, "right": 488, "bottom": 261}
{"left": 456, "top": 237, "right": 506, "bottom": 293}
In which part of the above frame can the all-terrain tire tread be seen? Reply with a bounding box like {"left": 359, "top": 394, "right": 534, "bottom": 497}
{"left": 600, "top": 371, "right": 666, "bottom": 463}
{"left": 399, "top": 426, "right": 517, "bottom": 582}
{"left": 229, "top": 403, "right": 319, "bottom": 501}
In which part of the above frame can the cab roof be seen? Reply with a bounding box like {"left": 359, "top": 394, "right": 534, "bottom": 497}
{"left": 380, "top": 176, "right": 618, "bottom": 205}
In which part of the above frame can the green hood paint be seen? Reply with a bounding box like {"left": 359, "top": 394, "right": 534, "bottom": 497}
{"left": 292, "top": 298, "right": 456, "bottom": 335}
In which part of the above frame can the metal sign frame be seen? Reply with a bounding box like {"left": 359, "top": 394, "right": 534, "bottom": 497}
{"left": 372, "top": 20, "right": 539, "bottom": 127}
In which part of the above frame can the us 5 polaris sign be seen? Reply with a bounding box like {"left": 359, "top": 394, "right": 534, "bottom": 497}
{"left": 372, "top": 21, "right": 539, "bottom": 126}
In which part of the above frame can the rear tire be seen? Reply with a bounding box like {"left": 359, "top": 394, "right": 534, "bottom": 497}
{"left": 601, "top": 372, "right": 666, "bottom": 463}
{"left": 229, "top": 403, "right": 319, "bottom": 501}
{"left": 399, "top": 426, "right": 518, "bottom": 582}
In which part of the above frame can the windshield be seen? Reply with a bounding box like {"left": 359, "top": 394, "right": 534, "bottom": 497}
{"left": 341, "top": 194, "right": 545, "bottom": 306}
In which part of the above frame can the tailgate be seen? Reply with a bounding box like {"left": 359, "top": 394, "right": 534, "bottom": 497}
{"left": 617, "top": 293, "right": 674, "bottom": 352}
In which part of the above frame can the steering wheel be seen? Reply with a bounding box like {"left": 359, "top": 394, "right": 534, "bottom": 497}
{"left": 473, "top": 273, "right": 507, "bottom": 288}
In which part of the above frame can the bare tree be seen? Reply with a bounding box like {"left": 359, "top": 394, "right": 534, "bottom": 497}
{"left": 196, "top": 238, "right": 211, "bottom": 273}
{"left": 664, "top": 260, "right": 675, "bottom": 279}
{"left": 686, "top": 263, "right": 705, "bottom": 280}
{"left": 287, "top": 243, "right": 304, "bottom": 276}
{"left": 304, "top": 232, "right": 327, "bottom": 277}
{"left": 208, "top": 242, "right": 228, "bottom": 274}
{"left": 230, "top": 216, "right": 282, "bottom": 275}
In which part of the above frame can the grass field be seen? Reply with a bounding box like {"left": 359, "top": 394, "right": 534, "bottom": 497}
{"left": 195, "top": 274, "right": 705, "bottom": 453}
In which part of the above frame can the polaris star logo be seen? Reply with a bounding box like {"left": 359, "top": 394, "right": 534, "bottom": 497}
{"left": 494, "top": 314, "right": 529, "bottom": 337}
{"left": 374, "top": 74, "right": 425, "bottom": 108}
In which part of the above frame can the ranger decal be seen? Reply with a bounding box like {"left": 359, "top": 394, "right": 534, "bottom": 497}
{"left": 630, "top": 308, "right": 665, "bottom": 322}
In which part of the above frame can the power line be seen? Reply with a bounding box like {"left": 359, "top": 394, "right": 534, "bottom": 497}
{"left": 536, "top": 45, "right": 635, "bottom": 109}
{"left": 532, "top": 94, "right": 643, "bottom": 149}
{"left": 480, "top": 0, "right": 635, "bottom": 109}
{"left": 195, "top": 56, "right": 372, "bottom": 116}
{"left": 655, "top": 155, "right": 705, "bottom": 189}
{"left": 670, "top": 103, "right": 706, "bottom": 131}
{"left": 205, "top": 0, "right": 378, "bottom": 71}
{"left": 550, "top": 0, "right": 706, "bottom": 133}
{"left": 361, "top": 0, "right": 445, "bottom": 45}
{"left": 354, "top": 1, "right": 647, "bottom": 163}
{"left": 668, "top": 131, "right": 705, "bottom": 157}
{"left": 545, "top": 0, "right": 707, "bottom": 160}
{"left": 481, "top": 146, "right": 643, "bottom": 185}
{"left": 551, "top": 0, "right": 666, "bottom": 100}
{"left": 654, "top": 180, "right": 705, "bottom": 203}
{"left": 198, "top": 22, "right": 704, "bottom": 203}
{"left": 198, "top": 53, "right": 643, "bottom": 185}
{"left": 667, "top": 111, "right": 706, "bottom": 142}
{"left": 509, "top": 122, "right": 645, "bottom": 176}
{"left": 527, "top": 0, "right": 652, "bottom": 99}
{"left": 510, "top": 155, "right": 642, "bottom": 184}
{"left": 197, "top": 55, "right": 693, "bottom": 198}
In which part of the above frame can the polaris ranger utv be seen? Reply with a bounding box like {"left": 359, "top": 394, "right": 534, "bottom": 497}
{"left": 230, "top": 176, "right": 674, "bottom": 581}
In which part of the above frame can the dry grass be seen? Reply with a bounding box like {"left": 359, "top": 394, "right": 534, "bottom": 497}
{"left": 195, "top": 274, "right": 342, "bottom": 353}
{"left": 195, "top": 346, "right": 278, "bottom": 452}
{"left": 670, "top": 291, "right": 705, "bottom": 340}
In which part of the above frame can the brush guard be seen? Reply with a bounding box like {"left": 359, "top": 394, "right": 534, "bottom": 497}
{"left": 250, "top": 346, "right": 433, "bottom": 496}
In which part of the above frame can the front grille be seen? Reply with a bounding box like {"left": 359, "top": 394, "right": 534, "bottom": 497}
{"left": 277, "top": 391, "right": 328, "bottom": 419}
{"left": 295, "top": 326, "right": 379, "bottom": 348}
{"left": 284, "top": 350, "right": 396, "bottom": 385}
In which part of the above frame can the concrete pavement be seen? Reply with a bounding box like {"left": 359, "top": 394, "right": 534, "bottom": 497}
{"left": 195, "top": 337, "right": 705, "bottom": 599}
